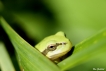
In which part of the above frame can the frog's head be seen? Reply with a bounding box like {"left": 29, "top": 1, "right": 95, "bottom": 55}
{"left": 35, "top": 31, "right": 72, "bottom": 60}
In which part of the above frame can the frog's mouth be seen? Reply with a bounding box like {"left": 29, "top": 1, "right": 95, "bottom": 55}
{"left": 42, "top": 42, "right": 67, "bottom": 56}
{"left": 48, "top": 50, "right": 69, "bottom": 60}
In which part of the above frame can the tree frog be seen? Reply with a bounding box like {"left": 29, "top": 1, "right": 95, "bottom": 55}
{"left": 35, "top": 31, "right": 72, "bottom": 63}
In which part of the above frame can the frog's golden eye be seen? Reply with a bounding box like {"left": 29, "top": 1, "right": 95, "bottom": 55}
{"left": 47, "top": 44, "right": 57, "bottom": 51}
{"left": 42, "top": 44, "right": 57, "bottom": 55}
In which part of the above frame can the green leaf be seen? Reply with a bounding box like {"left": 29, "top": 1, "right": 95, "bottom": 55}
{"left": 58, "top": 28, "right": 106, "bottom": 71}
{"left": 0, "top": 42, "right": 15, "bottom": 71}
{"left": 1, "top": 17, "right": 62, "bottom": 71}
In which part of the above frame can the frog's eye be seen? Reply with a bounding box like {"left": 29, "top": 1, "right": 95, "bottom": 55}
{"left": 47, "top": 44, "right": 57, "bottom": 51}
{"left": 42, "top": 44, "right": 57, "bottom": 55}
{"left": 42, "top": 42, "right": 67, "bottom": 55}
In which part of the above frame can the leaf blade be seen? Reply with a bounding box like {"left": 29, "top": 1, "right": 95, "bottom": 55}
{"left": 0, "top": 42, "right": 15, "bottom": 71}
{"left": 58, "top": 28, "right": 106, "bottom": 70}
{"left": 1, "top": 17, "right": 62, "bottom": 71}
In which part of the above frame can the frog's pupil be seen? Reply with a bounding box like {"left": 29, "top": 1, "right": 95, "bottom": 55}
{"left": 50, "top": 46, "right": 54, "bottom": 48}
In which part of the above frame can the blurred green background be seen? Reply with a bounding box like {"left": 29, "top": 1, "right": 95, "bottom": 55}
{"left": 0, "top": 0, "right": 106, "bottom": 71}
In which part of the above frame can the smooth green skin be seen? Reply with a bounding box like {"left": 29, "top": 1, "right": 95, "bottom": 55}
{"left": 35, "top": 31, "right": 72, "bottom": 61}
